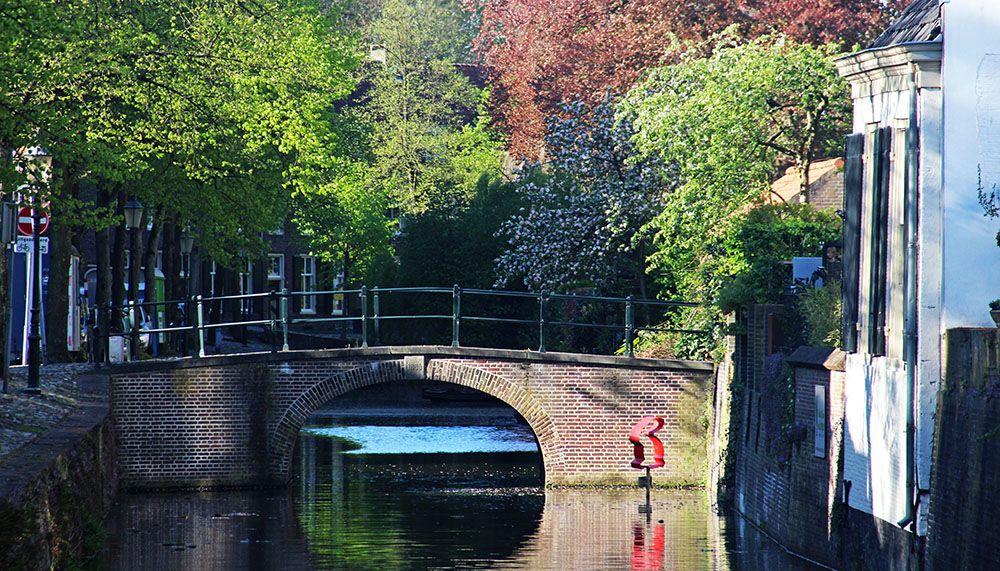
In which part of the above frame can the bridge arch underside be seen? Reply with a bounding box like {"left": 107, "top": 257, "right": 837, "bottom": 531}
{"left": 110, "top": 349, "right": 713, "bottom": 489}
{"left": 268, "top": 361, "right": 562, "bottom": 484}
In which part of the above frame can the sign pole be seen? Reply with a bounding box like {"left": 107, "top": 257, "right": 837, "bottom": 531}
{"left": 25, "top": 206, "right": 41, "bottom": 394}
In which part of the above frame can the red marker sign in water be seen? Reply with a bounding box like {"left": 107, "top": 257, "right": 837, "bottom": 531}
{"left": 629, "top": 415, "right": 665, "bottom": 470}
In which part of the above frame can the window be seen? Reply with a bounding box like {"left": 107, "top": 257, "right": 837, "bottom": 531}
{"left": 267, "top": 254, "right": 284, "bottom": 293}
{"left": 300, "top": 255, "right": 316, "bottom": 313}
{"left": 814, "top": 385, "right": 827, "bottom": 458}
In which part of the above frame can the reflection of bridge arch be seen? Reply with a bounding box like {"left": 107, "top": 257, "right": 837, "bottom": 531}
{"left": 267, "top": 359, "right": 563, "bottom": 484}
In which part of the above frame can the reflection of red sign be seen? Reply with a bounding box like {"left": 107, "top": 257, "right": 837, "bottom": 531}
{"left": 629, "top": 416, "right": 665, "bottom": 469}
{"left": 16, "top": 207, "right": 49, "bottom": 236}
{"left": 631, "top": 524, "right": 665, "bottom": 570}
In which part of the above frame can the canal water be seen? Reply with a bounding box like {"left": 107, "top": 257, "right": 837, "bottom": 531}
{"left": 100, "top": 399, "right": 819, "bottom": 570}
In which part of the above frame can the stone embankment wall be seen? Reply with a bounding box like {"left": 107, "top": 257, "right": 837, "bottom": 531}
{"left": 109, "top": 346, "right": 714, "bottom": 489}
{"left": 926, "top": 328, "right": 1000, "bottom": 570}
{"left": 728, "top": 346, "right": 846, "bottom": 568}
{"left": 719, "top": 304, "right": 920, "bottom": 570}
{"left": 0, "top": 400, "right": 117, "bottom": 570}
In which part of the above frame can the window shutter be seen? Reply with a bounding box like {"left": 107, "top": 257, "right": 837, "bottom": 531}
{"left": 292, "top": 256, "right": 303, "bottom": 314}
{"left": 868, "top": 127, "right": 892, "bottom": 356}
{"left": 317, "top": 260, "right": 331, "bottom": 315}
{"left": 842, "top": 133, "right": 864, "bottom": 353}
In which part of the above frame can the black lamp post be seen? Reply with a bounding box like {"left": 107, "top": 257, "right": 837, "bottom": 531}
{"left": 26, "top": 148, "right": 52, "bottom": 394}
{"left": 179, "top": 232, "right": 194, "bottom": 355}
{"left": 180, "top": 231, "right": 195, "bottom": 299}
{"left": 123, "top": 199, "right": 144, "bottom": 360}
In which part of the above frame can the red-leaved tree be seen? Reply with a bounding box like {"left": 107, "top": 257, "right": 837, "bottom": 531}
{"left": 471, "top": 0, "right": 911, "bottom": 157}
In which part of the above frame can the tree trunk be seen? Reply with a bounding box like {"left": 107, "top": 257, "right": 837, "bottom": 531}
{"left": 95, "top": 186, "right": 114, "bottom": 361}
{"left": 162, "top": 220, "right": 179, "bottom": 327}
{"left": 111, "top": 188, "right": 126, "bottom": 313}
{"left": 143, "top": 211, "right": 163, "bottom": 350}
{"left": 44, "top": 165, "right": 75, "bottom": 362}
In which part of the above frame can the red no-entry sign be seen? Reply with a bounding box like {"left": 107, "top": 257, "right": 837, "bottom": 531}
{"left": 16, "top": 207, "right": 49, "bottom": 236}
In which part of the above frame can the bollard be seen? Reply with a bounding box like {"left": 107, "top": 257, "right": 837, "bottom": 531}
{"left": 195, "top": 295, "right": 205, "bottom": 358}
{"left": 452, "top": 284, "right": 461, "bottom": 348}
{"left": 269, "top": 290, "right": 278, "bottom": 353}
{"left": 280, "top": 288, "right": 289, "bottom": 351}
{"left": 373, "top": 287, "right": 381, "bottom": 346}
{"left": 360, "top": 286, "right": 368, "bottom": 348}
{"left": 625, "top": 296, "right": 635, "bottom": 357}
{"left": 538, "top": 290, "right": 547, "bottom": 353}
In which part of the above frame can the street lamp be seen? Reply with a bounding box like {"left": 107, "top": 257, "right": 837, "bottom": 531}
{"left": 179, "top": 231, "right": 195, "bottom": 294}
{"left": 179, "top": 231, "right": 195, "bottom": 355}
{"left": 123, "top": 199, "right": 143, "bottom": 360}
{"left": 26, "top": 147, "right": 52, "bottom": 394}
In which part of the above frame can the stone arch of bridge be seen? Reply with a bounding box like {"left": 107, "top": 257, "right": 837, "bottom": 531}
{"left": 267, "top": 359, "right": 565, "bottom": 483}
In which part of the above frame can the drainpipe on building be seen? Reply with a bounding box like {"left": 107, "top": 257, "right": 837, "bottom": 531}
{"left": 899, "top": 75, "right": 920, "bottom": 533}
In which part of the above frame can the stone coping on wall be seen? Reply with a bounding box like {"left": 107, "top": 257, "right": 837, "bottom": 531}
{"left": 0, "top": 398, "right": 109, "bottom": 504}
{"left": 786, "top": 346, "right": 846, "bottom": 371}
{"left": 102, "top": 345, "right": 715, "bottom": 376}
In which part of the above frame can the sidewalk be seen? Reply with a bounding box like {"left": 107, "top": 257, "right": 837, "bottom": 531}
{"left": 0, "top": 362, "right": 99, "bottom": 462}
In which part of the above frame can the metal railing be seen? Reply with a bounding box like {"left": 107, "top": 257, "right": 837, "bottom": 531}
{"left": 96, "top": 285, "right": 704, "bottom": 362}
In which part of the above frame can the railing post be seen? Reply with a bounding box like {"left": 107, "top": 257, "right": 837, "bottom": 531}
{"left": 195, "top": 295, "right": 205, "bottom": 358}
{"left": 269, "top": 290, "right": 278, "bottom": 353}
{"left": 452, "top": 284, "right": 461, "bottom": 348}
{"left": 360, "top": 286, "right": 369, "bottom": 348}
{"left": 373, "top": 286, "right": 381, "bottom": 346}
{"left": 130, "top": 301, "right": 140, "bottom": 360}
{"left": 625, "top": 295, "right": 635, "bottom": 358}
{"left": 280, "top": 288, "right": 289, "bottom": 351}
{"left": 538, "top": 290, "right": 547, "bottom": 353}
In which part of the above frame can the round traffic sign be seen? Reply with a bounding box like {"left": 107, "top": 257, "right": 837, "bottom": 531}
{"left": 16, "top": 207, "right": 49, "bottom": 236}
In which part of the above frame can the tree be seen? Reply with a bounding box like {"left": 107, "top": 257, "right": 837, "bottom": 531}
{"left": 494, "top": 99, "right": 665, "bottom": 294}
{"left": 617, "top": 33, "right": 849, "bottom": 302}
{"left": 469, "top": 0, "right": 909, "bottom": 156}
{"left": 358, "top": 0, "right": 501, "bottom": 215}
{"left": 0, "top": 0, "right": 360, "bottom": 360}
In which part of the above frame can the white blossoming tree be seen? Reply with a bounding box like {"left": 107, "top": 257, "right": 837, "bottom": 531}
{"left": 494, "top": 100, "right": 667, "bottom": 295}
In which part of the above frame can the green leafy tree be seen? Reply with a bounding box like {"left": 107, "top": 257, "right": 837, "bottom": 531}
{"left": 619, "top": 32, "right": 849, "bottom": 305}
{"left": 359, "top": 0, "right": 501, "bottom": 215}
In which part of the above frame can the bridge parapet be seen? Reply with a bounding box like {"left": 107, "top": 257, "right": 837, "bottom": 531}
{"left": 109, "top": 347, "right": 713, "bottom": 488}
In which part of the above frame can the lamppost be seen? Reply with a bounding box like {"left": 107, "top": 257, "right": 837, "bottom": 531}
{"left": 26, "top": 148, "right": 52, "bottom": 394}
{"left": 123, "top": 199, "right": 144, "bottom": 360}
{"left": 179, "top": 231, "right": 194, "bottom": 355}
{"left": 180, "top": 231, "right": 195, "bottom": 299}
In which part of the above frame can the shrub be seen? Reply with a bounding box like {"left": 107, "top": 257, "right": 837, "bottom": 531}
{"left": 797, "top": 281, "right": 842, "bottom": 348}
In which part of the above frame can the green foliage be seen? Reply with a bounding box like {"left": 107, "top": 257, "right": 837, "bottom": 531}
{"left": 395, "top": 177, "right": 523, "bottom": 288}
{"left": 1, "top": 0, "right": 360, "bottom": 267}
{"left": 716, "top": 204, "right": 842, "bottom": 312}
{"left": 619, "top": 31, "right": 850, "bottom": 311}
{"left": 357, "top": 0, "right": 502, "bottom": 215}
{"left": 797, "top": 281, "right": 842, "bottom": 348}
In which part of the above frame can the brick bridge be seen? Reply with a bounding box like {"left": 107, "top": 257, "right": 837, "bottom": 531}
{"left": 109, "top": 346, "right": 713, "bottom": 488}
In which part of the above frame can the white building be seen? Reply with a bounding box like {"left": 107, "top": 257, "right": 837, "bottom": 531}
{"left": 836, "top": 0, "right": 1000, "bottom": 537}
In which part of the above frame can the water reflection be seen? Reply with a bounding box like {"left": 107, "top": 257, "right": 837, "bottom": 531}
{"left": 102, "top": 425, "right": 822, "bottom": 570}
